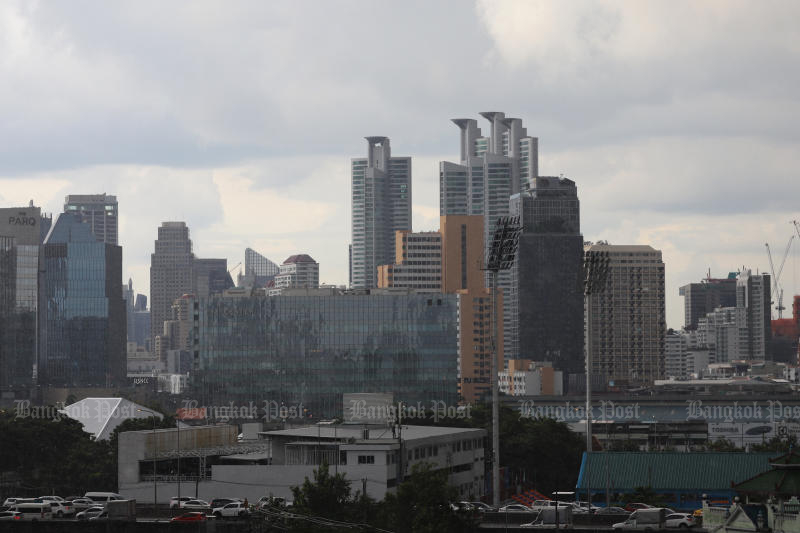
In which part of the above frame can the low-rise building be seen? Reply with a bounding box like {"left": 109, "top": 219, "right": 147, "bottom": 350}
{"left": 118, "top": 423, "right": 486, "bottom": 503}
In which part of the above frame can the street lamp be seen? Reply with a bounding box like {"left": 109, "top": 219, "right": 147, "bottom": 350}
{"left": 137, "top": 408, "right": 158, "bottom": 513}
{"left": 582, "top": 249, "right": 610, "bottom": 455}
{"left": 484, "top": 216, "right": 521, "bottom": 508}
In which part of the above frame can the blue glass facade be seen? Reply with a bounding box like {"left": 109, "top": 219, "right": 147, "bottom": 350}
{"left": 40, "top": 214, "right": 126, "bottom": 387}
{"left": 193, "top": 292, "right": 459, "bottom": 418}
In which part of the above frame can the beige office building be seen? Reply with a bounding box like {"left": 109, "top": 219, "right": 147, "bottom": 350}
{"left": 585, "top": 243, "right": 666, "bottom": 385}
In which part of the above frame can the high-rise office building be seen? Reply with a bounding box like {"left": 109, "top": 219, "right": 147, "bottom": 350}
{"left": 585, "top": 243, "right": 666, "bottom": 385}
{"left": 374, "top": 215, "right": 499, "bottom": 402}
{"left": 192, "top": 258, "right": 233, "bottom": 299}
{"left": 679, "top": 274, "right": 738, "bottom": 330}
{"left": 123, "top": 279, "right": 151, "bottom": 350}
{"left": 440, "top": 112, "right": 538, "bottom": 358}
{"left": 0, "top": 205, "right": 51, "bottom": 389}
{"left": 150, "top": 222, "right": 194, "bottom": 353}
{"left": 40, "top": 213, "right": 126, "bottom": 387}
{"left": 350, "top": 137, "right": 411, "bottom": 289}
{"left": 736, "top": 269, "right": 771, "bottom": 360}
{"left": 64, "top": 194, "right": 118, "bottom": 245}
{"left": 509, "top": 177, "right": 584, "bottom": 378}
{"left": 270, "top": 254, "right": 320, "bottom": 295}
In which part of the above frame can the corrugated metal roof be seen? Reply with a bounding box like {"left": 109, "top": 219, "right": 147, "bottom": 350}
{"left": 577, "top": 452, "right": 774, "bottom": 491}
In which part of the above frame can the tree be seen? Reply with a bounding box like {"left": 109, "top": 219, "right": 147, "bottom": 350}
{"left": 380, "top": 462, "right": 476, "bottom": 533}
{"left": 750, "top": 435, "right": 797, "bottom": 453}
{"left": 703, "top": 438, "right": 740, "bottom": 452}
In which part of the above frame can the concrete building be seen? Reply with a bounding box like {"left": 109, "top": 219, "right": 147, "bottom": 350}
{"left": 193, "top": 258, "right": 233, "bottom": 300}
{"left": 440, "top": 112, "right": 539, "bottom": 359}
{"left": 737, "top": 269, "right": 771, "bottom": 360}
{"left": 665, "top": 331, "right": 711, "bottom": 379}
{"left": 377, "top": 231, "right": 442, "bottom": 292}
{"left": 499, "top": 360, "right": 563, "bottom": 396}
{"left": 270, "top": 254, "right": 319, "bottom": 295}
{"left": 585, "top": 243, "right": 666, "bottom": 386}
{"left": 64, "top": 194, "right": 118, "bottom": 245}
{"left": 509, "top": 177, "right": 584, "bottom": 379}
{"left": 150, "top": 222, "right": 194, "bottom": 354}
{"left": 350, "top": 137, "right": 411, "bottom": 289}
{"left": 118, "top": 423, "right": 486, "bottom": 503}
{"left": 679, "top": 274, "right": 738, "bottom": 330}
{"left": 375, "top": 215, "right": 499, "bottom": 403}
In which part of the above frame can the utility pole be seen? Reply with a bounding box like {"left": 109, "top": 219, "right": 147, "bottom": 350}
{"left": 484, "top": 216, "right": 521, "bottom": 508}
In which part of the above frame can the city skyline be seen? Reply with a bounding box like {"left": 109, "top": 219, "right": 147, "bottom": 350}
{"left": 0, "top": 2, "right": 798, "bottom": 329}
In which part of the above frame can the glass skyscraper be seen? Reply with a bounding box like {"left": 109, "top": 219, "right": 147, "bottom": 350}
{"left": 350, "top": 137, "right": 411, "bottom": 289}
{"left": 509, "top": 177, "right": 584, "bottom": 379}
{"left": 40, "top": 213, "right": 126, "bottom": 387}
{"left": 192, "top": 290, "right": 458, "bottom": 418}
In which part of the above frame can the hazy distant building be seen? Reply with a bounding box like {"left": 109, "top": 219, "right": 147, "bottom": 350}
{"left": 679, "top": 275, "right": 738, "bottom": 330}
{"left": 585, "top": 243, "right": 666, "bottom": 385}
{"left": 270, "top": 255, "right": 319, "bottom": 295}
{"left": 737, "top": 269, "right": 771, "bottom": 360}
{"left": 509, "top": 177, "right": 584, "bottom": 378}
{"left": 193, "top": 258, "right": 233, "bottom": 299}
{"left": 123, "top": 279, "right": 151, "bottom": 350}
{"left": 237, "top": 247, "right": 280, "bottom": 288}
{"left": 377, "top": 231, "right": 442, "bottom": 292}
{"left": 64, "top": 194, "right": 118, "bottom": 245}
{"left": 350, "top": 137, "right": 411, "bottom": 289}
{"left": 440, "top": 112, "right": 539, "bottom": 358}
{"left": 150, "top": 222, "right": 194, "bottom": 353}
{"left": 40, "top": 213, "right": 126, "bottom": 387}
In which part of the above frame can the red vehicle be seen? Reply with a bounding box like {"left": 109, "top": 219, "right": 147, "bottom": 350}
{"left": 624, "top": 503, "right": 653, "bottom": 512}
{"left": 171, "top": 512, "right": 208, "bottom": 522}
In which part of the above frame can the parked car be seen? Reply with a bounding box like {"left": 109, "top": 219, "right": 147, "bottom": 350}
{"left": 69, "top": 497, "right": 94, "bottom": 511}
{"left": 76, "top": 506, "right": 106, "bottom": 520}
{"left": 48, "top": 500, "right": 74, "bottom": 517}
{"left": 171, "top": 512, "right": 208, "bottom": 522}
{"left": 665, "top": 513, "right": 697, "bottom": 528}
{"left": 624, "top": 503, "right": 653, "bottom": 512}
{"left": 39, "top": 496, "right": 65, "bottom": 502}
{"left": 470, "top": 501, "right": 494, "bottom": 512}
{"left": 450, "top": 501, "right": 474, "bottom": 512}
{"left": 88, "top": 510, "right": 108, "bottom": 521}
{"left": 212, "top": 501, "right": 249, "bottom": 518}
{"left": 13, "top": 502, "right": 53, "bottom": 521}
{"left": 499, "top": 504, "right": 535, "bottom": 513}
{"left": 210, "top": 498, "right": 242, "bottom": 510}
{"left": 2, "top": 498, "right": 23, "bottom": 508}
{"left": 170, "top": 496, "right": 194, "bottom": 509}
{"left": 181, "top": 499, "right": 211, "bottom": 511}
{"left": 598, "top": 507, "right": 631, "bottom": 515}
{"left": 83, "top": 492, "right": 123, "bottom": 506}
{"left": 0, "top": 511, "right": 22, "bottom": 521}
{"left": 258, "top": 496, "right": 289, "bottom": 509}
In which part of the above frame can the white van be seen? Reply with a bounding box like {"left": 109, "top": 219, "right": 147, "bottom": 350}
{"left": 84, "top": 492, "right": 124, "bottom": 506}
{"left": 613, "top": 508, "right": 667, "bottom": 530}
{"left": 14, "top": 502, "right": 53, "bottom": 521}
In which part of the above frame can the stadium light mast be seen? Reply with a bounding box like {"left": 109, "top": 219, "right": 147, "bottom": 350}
{"left": 484, "top": 216, "right": 521, "bottom": 507}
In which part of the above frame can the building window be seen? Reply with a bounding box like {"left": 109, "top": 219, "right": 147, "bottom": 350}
{"left": 358, "top": 455, "right": 375, "bottom": 465}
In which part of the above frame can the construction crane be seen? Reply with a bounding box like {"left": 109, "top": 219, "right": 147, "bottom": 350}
{"left": 766, "top": 236, "right": 794, "bottom": 319}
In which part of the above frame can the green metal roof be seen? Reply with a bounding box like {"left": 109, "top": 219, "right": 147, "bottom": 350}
{"left": 735, "top": 452, "right": 800, "bottom": 495}
{"left": 577, "top": 452, "right": 775, "bottom": 491}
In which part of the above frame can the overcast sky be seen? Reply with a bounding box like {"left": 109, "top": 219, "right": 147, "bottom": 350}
{"left": 1, "top": 0, "right": 799, "bottom": 329}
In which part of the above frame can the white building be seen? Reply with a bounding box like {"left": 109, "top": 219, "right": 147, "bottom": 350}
{"left": 269, "top": 254, "right": 319, "bottom": 296}
{"left": 118, "top": 423, "right": 486, "bottom": 504}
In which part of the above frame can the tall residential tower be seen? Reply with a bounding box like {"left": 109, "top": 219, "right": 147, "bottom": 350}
{"left": 350, "top": 137, "right": 411, "bottom": 289}
{"left": 64, "top": 194, "right": 118, "bottom": 245}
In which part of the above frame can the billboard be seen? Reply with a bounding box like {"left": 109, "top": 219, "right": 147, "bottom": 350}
{"left": 708, "top": 422, "right": 800, "bottom": 446}
{"left": 0, "top": 207, "right": 42, "bottom": 245}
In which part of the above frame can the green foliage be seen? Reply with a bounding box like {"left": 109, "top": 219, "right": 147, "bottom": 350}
{"left": 703, "top": 438, "right": 741, "bottom": 452}
{"left": 379, "top": 462, "right": 476, "bottom": 533}
{"left": 607, "top": 440, "right": 641, "bottom": 452}
{"left": 750, "top": 435, "right": 797, "bottom": 453}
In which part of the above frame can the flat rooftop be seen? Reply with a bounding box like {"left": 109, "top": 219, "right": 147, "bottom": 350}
{"left": 261, "top": 424, "right": 484, "bottom": 442}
